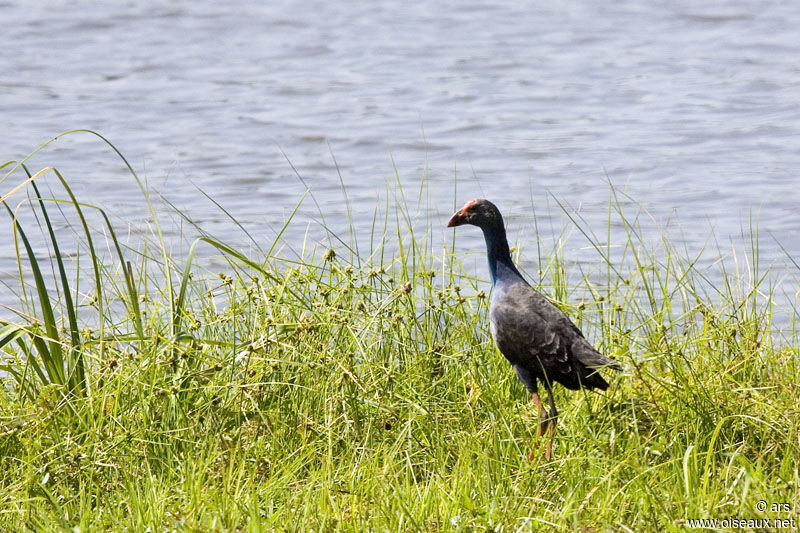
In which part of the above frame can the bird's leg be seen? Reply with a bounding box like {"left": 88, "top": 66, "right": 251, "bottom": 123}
{"left": 528, "top": 391, "right": 549, "bottom": 461}
{"left": 543, "top": 383, "right": 558, "bottom": 460}
{"left": 532, "top": 392, "right": 548, "bottom": 436}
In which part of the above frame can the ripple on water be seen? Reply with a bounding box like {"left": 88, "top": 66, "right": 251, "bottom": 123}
{"left": 2, "top": 0, "right": 800, "bottom": 314}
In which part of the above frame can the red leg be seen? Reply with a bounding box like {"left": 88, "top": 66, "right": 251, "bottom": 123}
{"left": 528, "top": 392, "right": 549, "bottom": 461}
{"left": 544, "top": 417, "right": 555, "bottom": 460}
{"left": 543, "top": 384, "right": 558, "bottom": 461}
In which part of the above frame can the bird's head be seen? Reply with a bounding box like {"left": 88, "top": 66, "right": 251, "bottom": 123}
{"left": 447, "top": 199, "right": 504, "bottom": 230}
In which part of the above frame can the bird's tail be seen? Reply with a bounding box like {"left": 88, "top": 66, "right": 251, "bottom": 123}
{"left": 580, "top": 367, "right": 611, "bottom": 391}
{"left": 570, "top": 338, "right": 622, "bottom": 391}
{"left": 572, "top": 338, "right": 622, "bottom": 371}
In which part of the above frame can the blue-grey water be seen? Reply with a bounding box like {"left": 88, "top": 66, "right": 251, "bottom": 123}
{"left": 3, "top": 1, "right": 800, "bottom": 315}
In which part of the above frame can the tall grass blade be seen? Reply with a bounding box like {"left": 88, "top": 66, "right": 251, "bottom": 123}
{"left": 4, "top": 202, "right": 66, "bottom": 388}
{"left": 28, "top": 179, "right": 85, "bottom": 393}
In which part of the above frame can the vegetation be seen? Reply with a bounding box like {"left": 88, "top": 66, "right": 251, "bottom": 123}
{"left": 1, "top": 132, "right": 797, "bottom": 531}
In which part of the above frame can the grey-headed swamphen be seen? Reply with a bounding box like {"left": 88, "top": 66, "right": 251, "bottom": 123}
{"left": 447, "top": 199, "right": 622, "bottom": 460}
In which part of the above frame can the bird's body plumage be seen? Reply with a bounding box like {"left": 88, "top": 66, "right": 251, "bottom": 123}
{"left": 490, "top": 274, "right": 614, "bottom": 392}
{"left": 447, "top": 198, "right": 621, "bottom": 459}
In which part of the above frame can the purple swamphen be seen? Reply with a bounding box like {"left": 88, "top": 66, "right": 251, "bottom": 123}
{"left": 447, "top": 199, "right": 622, "bottom": 460}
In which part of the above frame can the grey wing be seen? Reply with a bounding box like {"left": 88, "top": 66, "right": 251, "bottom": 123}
{"left": 492, "top": 285, "right": 621, "bottom": 383}
{"left": 490, "top": 288, "right": 574, "bottom": 377}
{"left": 529, "top": 290, "right": 623, "bottom": 372}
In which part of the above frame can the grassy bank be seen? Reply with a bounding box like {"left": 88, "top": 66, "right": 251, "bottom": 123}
{"left": 1, "top": 134, "right": 798, "bottom": 530}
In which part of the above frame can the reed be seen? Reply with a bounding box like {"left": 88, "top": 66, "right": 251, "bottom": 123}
{"left": 0, "top": 132, "right": 797, "bottom": 531}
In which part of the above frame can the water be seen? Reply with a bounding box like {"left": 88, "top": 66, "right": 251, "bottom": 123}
{"left": 3, "top": 1, "right": 800, "bottom": 310}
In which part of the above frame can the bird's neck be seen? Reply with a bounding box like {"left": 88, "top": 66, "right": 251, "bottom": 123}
{"left": 482, "top": 225, "right": 523, "bottom": 285}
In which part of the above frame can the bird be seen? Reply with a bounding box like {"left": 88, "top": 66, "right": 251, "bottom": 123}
{"left": 447, "top": 199, "right": 622, "bottom": 460}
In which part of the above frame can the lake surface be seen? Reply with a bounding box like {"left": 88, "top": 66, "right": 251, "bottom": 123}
{"left": 3, "top": 1, "right": 800, "bottom": 312}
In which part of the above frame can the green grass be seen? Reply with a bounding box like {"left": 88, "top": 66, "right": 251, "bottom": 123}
{"left": 1, "top": 132, "right": 798, "bottom": 531}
